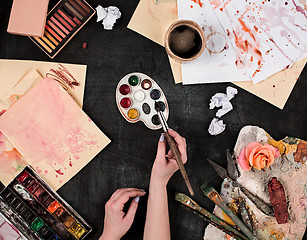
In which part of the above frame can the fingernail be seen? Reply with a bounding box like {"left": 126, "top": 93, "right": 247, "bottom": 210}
{"left": 140, "top": 189, "right": 146, "bottom": 192}
{"left": 168, "top": 128, "right": 173, "bottom": 131}
{"left": 159, "top": 133, "right": 165, "bottom": 142}
{"left": 134, "top": 196, "right": 140, "bottom": 203}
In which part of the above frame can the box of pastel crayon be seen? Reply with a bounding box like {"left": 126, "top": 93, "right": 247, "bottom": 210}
{"left": 29, "top": 0, "right": 95, "bottom": 58}
{"left": 0, "top": 166, "right": 92, "bottom": 240}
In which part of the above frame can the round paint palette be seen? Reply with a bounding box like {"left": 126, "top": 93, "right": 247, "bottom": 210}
{"left": 116, "top": 72, "right": 169, "bottom": 130}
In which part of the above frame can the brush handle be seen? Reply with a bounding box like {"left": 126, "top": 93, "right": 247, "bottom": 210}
{"left": 230, "top": 179, "right": 274, "bottom": 217}
{"left": 164, "top": 132, "right": 194, "bottom": 196}
{"left": 206, "top": 189, "right": 256, "bottom": 240}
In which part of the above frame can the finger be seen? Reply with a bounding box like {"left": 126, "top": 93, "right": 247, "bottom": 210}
{"left": 156, "top": 133, "right": 166, "bottom": 158}
{"left": 113, "top": 190, "right": 146, "bottom": 211}
{"left": 111, "top": 188, "right": 144, "bottom": 203}
{"left": 166, "top": 150, "right": 174, "bottom": 159}
{"left": 167, "top": 130, "right": 187, "bottom": 164}
{"left": 124, "top": 197, "right": 140, "bottom": 224}
{"left": 168, "top": 129, "right": 186, "bottom": 147}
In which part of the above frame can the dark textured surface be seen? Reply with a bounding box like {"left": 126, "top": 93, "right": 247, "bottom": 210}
{"left": 0, "top": 0, "right": 306, "bottom": 239}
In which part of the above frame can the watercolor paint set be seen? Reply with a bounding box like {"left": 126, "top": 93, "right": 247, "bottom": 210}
{"left": 29, "top": 0, "right": 95, "bottom": 58}
{"left": 0, "top": 166, "right": 92, "bottom": 240}
{"left": 116, "top": 73, "right": 169, "bottom": 130}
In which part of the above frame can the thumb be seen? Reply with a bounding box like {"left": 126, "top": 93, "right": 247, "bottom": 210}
{"left": 156, "top": 133, "right": 166, "bottom": 158}
{"left": 124, "top": 197, "right": 139, "bottom": 224}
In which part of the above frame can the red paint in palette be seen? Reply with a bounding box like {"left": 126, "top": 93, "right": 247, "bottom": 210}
{"left": 119, "top": 84, "right": 131, "bottom": 95}
{"left": 120, "top": 98, "right": 131, "bottom": 108}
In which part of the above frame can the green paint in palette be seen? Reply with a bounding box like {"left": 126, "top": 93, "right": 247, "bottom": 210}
{"left": 128, "top": 75, "right": 139, "bottom": 86}
{"left": 30, "top": 217, "right": 44, "bottom": 231}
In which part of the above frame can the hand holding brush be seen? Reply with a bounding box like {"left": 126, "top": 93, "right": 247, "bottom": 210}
{"left": 155, "top": 101, "right": 194, "bottom": 196}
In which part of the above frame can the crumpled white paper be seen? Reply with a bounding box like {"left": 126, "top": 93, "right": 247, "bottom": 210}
{"left": 208, "top": 118, "right": 226, "bottom": 136}
{"left": 209, "top": 86, "right": 238, "bottom": 118}
{"left": 96, "top": 5, "right": 121, "bottom": 30}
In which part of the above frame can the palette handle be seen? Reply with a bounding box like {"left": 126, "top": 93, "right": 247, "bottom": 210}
{"left": 164, "top": 132, "right": 194, "bottom": 196}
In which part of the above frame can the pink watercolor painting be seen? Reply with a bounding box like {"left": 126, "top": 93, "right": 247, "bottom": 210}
{"left": 209, "top": 0, "right": 307, "bottom": 83}
{"left": 0, "top": 77, "right": 110, "bottom": 190}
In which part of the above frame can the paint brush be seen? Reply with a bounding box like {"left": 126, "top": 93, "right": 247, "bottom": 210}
{"left": 207, "top": 157, "right": 274, "bottom": 217}
{"left": 175, "top": 193, "right": 249, "bottom": 240}
{"left": 233, "top": 188, "right": 253, "bottom": 232}
{"left": 155, "top": 101, "right": 194, "bottom": 196}
{"left": 201, "top": 183, "right": 257, "bottom": 240}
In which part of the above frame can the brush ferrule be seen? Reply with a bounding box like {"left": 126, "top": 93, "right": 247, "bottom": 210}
{"left": 157, "top": 111, "right": 168, "bottom": 132}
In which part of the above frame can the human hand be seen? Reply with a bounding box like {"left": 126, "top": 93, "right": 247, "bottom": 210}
{"left": 151, "top": 129, "right": 187, "bottom": 185}
{"left": 99, "top": 188, "right": 146, "bottom": 240}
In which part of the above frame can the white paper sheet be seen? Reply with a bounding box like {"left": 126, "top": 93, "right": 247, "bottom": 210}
{"left": 177, "top": 0, "right": 247, "bottom": 84}
{"left": 209, "top": 0, "right": 307, "bottom": 83}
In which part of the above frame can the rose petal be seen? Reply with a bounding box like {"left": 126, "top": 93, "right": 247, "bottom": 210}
{"left": 245, "top": 142, "right": 262, "bottom": 159}
{"left": 248, "top": 146, "right": 261, "bottom": 166}
{"left": 253, "top": 154, "right": 263, "bottom": 170}
{"left": 263, "top": 144, "right": 280, "bottom": 158}
{"left": 238, "top": 148, "right": 251, "bottom": 171}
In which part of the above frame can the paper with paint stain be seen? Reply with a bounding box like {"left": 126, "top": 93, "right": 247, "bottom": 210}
{"left": 0, "top": 59, "right": 87, "bottom": 108}
{"left": 0, "top": 70, "right": 43, "bottom": 186}
{"left": 177, "top": 0, "right": 247, "bottom": 84}
{"left": 209, "top": 0, "right": 307, "bottom": 83}
{"left": 0, "top": 78, "right": 111, "bottom": 190}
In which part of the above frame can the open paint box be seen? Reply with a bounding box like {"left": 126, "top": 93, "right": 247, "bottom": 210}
{"left": 0, "top": 166, "right": 92, "bottom": 240}
{"left": 116, "top": 73, "right": 169, "bottom": 130}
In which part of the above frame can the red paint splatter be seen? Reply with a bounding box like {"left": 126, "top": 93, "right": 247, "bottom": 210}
{"left": 191, "top": 5, "right": 193, "bottom": 8}
{"left": 0, "top": 110, "right": 6, "bottom": 116}
{"left": 254, "top": 26, "right": 258, "bottom": 32}
{"left": 191, "top": 0, "right": 203, "bottom": 8}
{"left": 69, "top": 161, "right": 72, "bottom": 167}
{"left": 55, "top": 169, "right": 64, "bottom": 175}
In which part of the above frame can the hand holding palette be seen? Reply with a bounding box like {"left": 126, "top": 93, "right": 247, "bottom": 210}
{"left": 0, "top": 166, "right": 92, "bottom": 239}
{"left": 29, "top": 0, "right": 95, "bottom": 58}
{"left": 116, "top": 73, "right": 169, "bottom": 130}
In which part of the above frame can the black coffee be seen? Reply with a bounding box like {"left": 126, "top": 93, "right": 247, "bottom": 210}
{"left": 169, "top": 25, "right": 202, "bottom": 59}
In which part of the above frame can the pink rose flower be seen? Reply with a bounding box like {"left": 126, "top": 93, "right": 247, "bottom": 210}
{"left": 238, "top": 142, "right": 280, "bottom": 171}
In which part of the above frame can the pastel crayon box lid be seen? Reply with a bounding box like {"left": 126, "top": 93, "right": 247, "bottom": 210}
{"left": 7, "top": 0, "right": 50, "bottom": 37}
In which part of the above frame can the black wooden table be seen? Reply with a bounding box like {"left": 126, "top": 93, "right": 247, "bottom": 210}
{"left": 0, "top": 1, "right": 306, "bottom": 239}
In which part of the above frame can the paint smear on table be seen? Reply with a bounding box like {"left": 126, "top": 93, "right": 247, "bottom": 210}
{"left": 0, "top": 78, "right": 110, "bottom": 190}
{"left": 209, "top": 0, "right": 307, "bottom": 83}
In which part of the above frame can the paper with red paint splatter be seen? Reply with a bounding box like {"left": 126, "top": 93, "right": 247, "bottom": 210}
{"left": 0, "top": 78, "right": 111, "bottom": 190}
{"left": 177, "top": 0, "right": 247, "bottom": 84}
{"left": 209, "top": 0, "right": 307, "bottom": 83}
{"left": 0, "top": 70, "right": 42, "bottom": 186}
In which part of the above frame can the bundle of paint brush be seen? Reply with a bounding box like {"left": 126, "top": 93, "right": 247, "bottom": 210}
{"left": 0, "top": 166, "right": 92, "bottom": 240}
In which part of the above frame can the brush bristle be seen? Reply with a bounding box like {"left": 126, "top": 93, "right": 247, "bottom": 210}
{"left": 154, "top": 101, "right": 160, "bottom": 111}
{"left": 201, "top": 182, "right": 214, "bottom": 195}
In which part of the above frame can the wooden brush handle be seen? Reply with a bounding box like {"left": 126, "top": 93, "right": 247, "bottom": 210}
{"left": 164, "top": 132, "right": 194, "bottom": 196}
